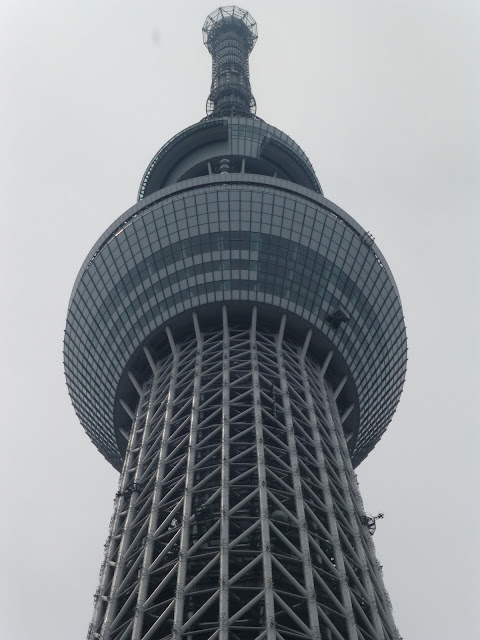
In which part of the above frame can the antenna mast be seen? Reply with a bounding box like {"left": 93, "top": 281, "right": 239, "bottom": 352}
{"left": 203, "top": 6, "right": 257, "bottom": 117}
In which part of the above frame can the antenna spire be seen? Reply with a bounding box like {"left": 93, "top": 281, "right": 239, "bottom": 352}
{"left": 203, "top": 6, "right": 257, "bottom": 117}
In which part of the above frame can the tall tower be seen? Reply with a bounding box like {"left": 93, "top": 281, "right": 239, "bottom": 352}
{"left": 64, "top": 7, "right": 407, "bottom": 640}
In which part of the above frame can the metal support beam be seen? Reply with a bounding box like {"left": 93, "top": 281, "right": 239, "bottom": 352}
{"left": 316, "top": 364, "right": 389, "bottom": 639}
{"left": 320, "top": 350, "right": 334, "bottom": 376}
{"left": 275, "top": 331, "right": 321, "bottom": 639}
{"left": 250, "top": 306, "right": 276, "bottom": 640}
{"left": 165, "top": 325, "right": 177, "bottom": 355}
{"left": 219, "top": 305, "right": 230, "bottom": 639}
{"left": 341, "top": 404, "right": 355, "bottom": 424}
{"left": 119, "top": 399, "right": 134, "bottom": 421}
{"left": 172, "top": 313, "right": 204, "bottom": 639}
{"left": 128, "top": 371, "right": 143, "bottom": 397}
{"left": 301, "top": 328, "right": 312, "bottom": 361}
{"left": 143, "top": 346, "right": 157, "bottom": 375}
{"left": 332, "top": 375, "right": 348, "bottom": 401}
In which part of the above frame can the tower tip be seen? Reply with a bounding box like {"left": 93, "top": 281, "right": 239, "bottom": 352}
{"left": 203, "top": 6, "right": 257, "bottom": 117}
{"left": 202, "top": 6, "right": 257, "bottom": 52}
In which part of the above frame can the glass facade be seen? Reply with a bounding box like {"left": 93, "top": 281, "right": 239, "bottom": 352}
{"left": 138, "top": 116, "right": 323, "bottom": 198}
{"left": 64, "top": 174, "right": 407, "bottom": 470}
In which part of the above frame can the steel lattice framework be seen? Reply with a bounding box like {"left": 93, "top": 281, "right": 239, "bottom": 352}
{"left": 65, "top": 6, "right": 408, "bottom": 639}
{"left": 88, "top": 309, "right": 399, "bottom": 640}
{"left": 203, "top": 6, "right": 257, "bottom": 116}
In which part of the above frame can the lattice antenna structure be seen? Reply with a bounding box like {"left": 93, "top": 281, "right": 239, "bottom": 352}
{"left": 203, "top": 6, "right": 257, "bottom": 116}
{"left": 64, "top": 6, "right": 407, "bottom": 640}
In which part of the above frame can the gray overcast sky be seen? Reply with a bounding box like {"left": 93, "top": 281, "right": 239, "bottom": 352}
{"left": 1, "top": 1, "right": 479, "bottom": 638}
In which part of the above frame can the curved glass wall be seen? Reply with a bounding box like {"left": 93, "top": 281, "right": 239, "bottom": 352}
{"left": 65, "top": 175, "right": 407, "bottom": 469}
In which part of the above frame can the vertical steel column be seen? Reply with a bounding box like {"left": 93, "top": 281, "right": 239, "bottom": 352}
{"left": 172, "top": 312, "right": 204, "bottom": 639}
{"left": 275, "top": 316, "right": 321, "bottom": 639}
{"left": 131, "top": 328, "right": 180, "bottom": 640}
{"left": 299, "top": 340, "right": 358, "bottom": 640}
{"left": 102, "top": 372, "right": 158, "bottom": 639}
{"left": 88, "top": 405, "right": 141, "bottom": 639}
{"left": 219, "top": 306, "right": 230, "bottom": 639}
{"left": 327, "top": 394, "right": 398, "bottom": 638}
{"left": 250, "top": 307, "right": 276, "bottom": 639}
{"left": 316, "top": 366, "right": 386, "bottom": 639}
{"left": 89, "top": 381, "right": 146, "bottom": 639}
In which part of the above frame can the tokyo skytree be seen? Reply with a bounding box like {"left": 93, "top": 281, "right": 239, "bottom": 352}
{"left": 64, "top": 7, "right": 407, "bottom": 640}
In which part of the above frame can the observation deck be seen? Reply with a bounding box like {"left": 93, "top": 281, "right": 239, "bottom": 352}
{"left": 64, "top": 115, "right": 407, "bottom": 470}
{"left": 64, "top": 6, "right": 406, "bottom": 472}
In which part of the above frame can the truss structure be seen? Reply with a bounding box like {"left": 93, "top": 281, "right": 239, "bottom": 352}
{"left": 88, "top": 307, "right": 400, "bottom": 640}
{"left": 203, "top": 6, "right": 257, "bottom": 116}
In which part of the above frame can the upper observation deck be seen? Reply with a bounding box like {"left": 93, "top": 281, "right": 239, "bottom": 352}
{"left": 64, "top": 170, "right": 407, "bottom": 471}
{"left": 138, "top": 117, "right": 323, "bottom": 200}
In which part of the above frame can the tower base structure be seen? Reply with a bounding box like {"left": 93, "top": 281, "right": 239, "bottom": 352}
{"left": 89, "top": 308, "right": 400, "bottom": 640}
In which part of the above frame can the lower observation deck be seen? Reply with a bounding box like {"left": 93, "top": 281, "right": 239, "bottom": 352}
{"left": 64, "top": 174, "right": 407, "bottom": 470}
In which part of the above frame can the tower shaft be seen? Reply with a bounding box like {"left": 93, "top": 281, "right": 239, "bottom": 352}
{"left": 89, "top": 310, "right": 399, "bottom": 640}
